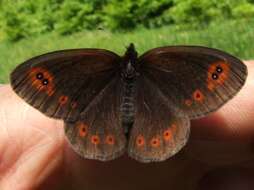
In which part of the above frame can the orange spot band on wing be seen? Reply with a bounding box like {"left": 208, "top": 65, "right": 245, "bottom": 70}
{"left": 164, "top": 124, "right": 177, "bottom": 142}
{"left": 91, "top": 135, "right": 100, "bottom": 145}
{"left": 28, "top": 67, "right": 55, "bottom": 96}
{"left": 136, "top": 135, "right": 145, "bottom": 147}
{"left": 59, "top": 95, "right": 68, "bottom": 106}
{"left": 105, "top": 135, "right": 115, "bottom": 145}
{"left": 193, "top": 89, "right": 205, "bottom": 102}
{"left": 78, "top": 123, "right": 88, "bottom": 137}
{"left": 207, "top": 61, "right": 230, "bottom": 91}
{"left": 150, "top": 137, "right": 160, "bottom": 148}
{"left": 163, "top": 128, "right": 173, "bottom": 141}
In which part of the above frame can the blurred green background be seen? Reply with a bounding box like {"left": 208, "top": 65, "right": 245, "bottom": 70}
{"left": 0, "top": 0, "right": 254, "bottom": 83}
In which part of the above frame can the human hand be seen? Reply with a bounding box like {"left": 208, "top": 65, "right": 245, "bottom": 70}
{"left": 0, "top": 61, "right": 254, "bottom": 190}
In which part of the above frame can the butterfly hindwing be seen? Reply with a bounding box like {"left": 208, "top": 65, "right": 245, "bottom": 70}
{"left": 10, "top": 49, "right": 120, "bottom": 122}
{"left": 128, "top": 75, "right": 190, "bottom": 163}
{"left": 64, "top": 78, "right": 127, "bottom": 161}
{"left": 138, "top": 46, "right": 247, "bottom": 119}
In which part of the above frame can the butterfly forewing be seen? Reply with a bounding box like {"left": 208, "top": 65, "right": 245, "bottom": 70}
{"left": 138, "top": 46, "right": 247, "bottom": 119}
{"left": 10, "top": 49, "right": 120, "bottom": 122}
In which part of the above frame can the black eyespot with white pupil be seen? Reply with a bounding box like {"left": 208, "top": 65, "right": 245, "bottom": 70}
{"left": 212, "top": 73, "right": 218, "bottom": 80}
{"left": 216, "top": 66, "right": 223, "bottom": 73}
{"left": 42, "top": 79, "right": 49, "bottom": 85}
{"left": 36, "top": 73, "right": 44, "bottom": 80}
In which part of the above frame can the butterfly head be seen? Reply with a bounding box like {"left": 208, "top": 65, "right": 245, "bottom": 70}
{"left": 122, "top": 43, "right": 138, "bottom": 79}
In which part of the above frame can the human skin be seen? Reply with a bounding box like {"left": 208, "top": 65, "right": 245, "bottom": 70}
{"left": 0, "top": 61, "right": 254, "bottom": 190}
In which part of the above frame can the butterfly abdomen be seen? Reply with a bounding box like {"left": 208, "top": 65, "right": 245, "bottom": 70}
{"left": 120, "top": 78, "right": 136, "bottom": 132}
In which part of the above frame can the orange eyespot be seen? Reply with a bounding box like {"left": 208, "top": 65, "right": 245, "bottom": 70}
{"left": 193, "top": 89, "right": 204, "bottom": 102}
{"left": 28, "top": 67, "right": 55, "bottom": 96}
{"left": 59, "top": 95, "right": 68, "bottom": 105}
{"left": 207, "top": 61, "right": 230, "bottom": 90}
{"left": 136, "top": 135, "right": 145, "bottom": 147}
{"left": 78, "top": 123, "right": 88, "bottom": 137}
{"left": 91, "top": 135, "right": 100, "bottom": 145}
{"left": 150, "top": 137, "right": 160, "bottom": 148}
{"left": 106, "top": 135, "right": 115, "bottom": 145}
{"left": 163, "top": 129, "right": 172, "bottom": 141}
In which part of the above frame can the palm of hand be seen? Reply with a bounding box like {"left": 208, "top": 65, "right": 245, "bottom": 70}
{"left": 0, "top": 62, "right": 254, "bottom": 190}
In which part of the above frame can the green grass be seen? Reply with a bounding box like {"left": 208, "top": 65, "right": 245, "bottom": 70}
{"left": 0, "top": 18, "right": 254, "bottom": 83}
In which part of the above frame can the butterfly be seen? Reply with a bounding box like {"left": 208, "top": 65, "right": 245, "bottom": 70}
{"left": 10, "top": 43, "right": 247, "bottom": 163}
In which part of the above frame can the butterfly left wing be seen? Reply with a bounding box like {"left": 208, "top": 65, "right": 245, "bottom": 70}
{"left": 10, "top": 49, "right": 120, "bottom": 122}
{"left": 128, "top": 75, "right": 190, "bottom": 163}
{"left": 138, "top": 46, "right": 247, "bottom": 119}
{"left": 64, "top": 77, "right": 127, "bottom": 161}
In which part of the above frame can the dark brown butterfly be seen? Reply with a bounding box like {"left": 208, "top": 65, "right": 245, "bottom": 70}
{"left": 10, "top": 44, "right": 247, "bottom": 163}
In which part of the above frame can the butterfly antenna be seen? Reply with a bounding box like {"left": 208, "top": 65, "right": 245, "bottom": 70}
{"left": 125, "top": 43, "right": 137, "bottom": 62}
{"left": 127, "top": 43, "right": 135, "bottom": 53}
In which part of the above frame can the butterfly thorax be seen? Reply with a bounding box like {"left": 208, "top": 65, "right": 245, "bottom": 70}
{"left": 120, "top": 43, "right": 139, "bottom": 134}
